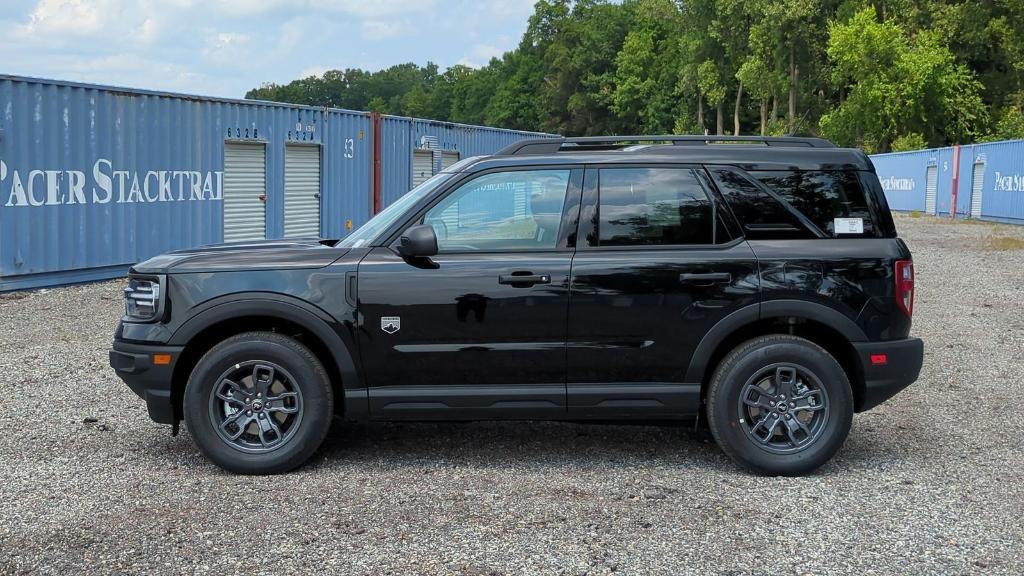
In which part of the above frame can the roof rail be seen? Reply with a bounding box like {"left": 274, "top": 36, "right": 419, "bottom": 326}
{"left": 496, "top": 135, "right": 836, "bottom": 155}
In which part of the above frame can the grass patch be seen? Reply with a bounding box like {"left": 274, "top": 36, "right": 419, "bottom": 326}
{"left": 910, "top": 211, "right": 922, "bottom": 218}
{"left": 937, "top": 217, "right": 995, "bottom": 226}
{"left": 984, "top": 236, "right": 1024, "bottom": 250}
{"left": 0, "top": 291, "right": 31, "bottom": 302}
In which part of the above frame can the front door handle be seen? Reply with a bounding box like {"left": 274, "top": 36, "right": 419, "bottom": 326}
{"left": 679, "top": 272, "right": 732, "bottom": 285}
{"left": 498, "top": 273, "right": 551, "bottom": 287}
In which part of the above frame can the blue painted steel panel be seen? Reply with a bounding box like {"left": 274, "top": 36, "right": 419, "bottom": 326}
{"left": 322, "top": 109, "right": 373, "bottom": 237}
{"left": 967, "top": 140, "right": 1024, "bottom": 222}
{"left": 380, "top": 116, "right": 413, "bottom": 208}
{"left": 870, "top": 149, "right": 934, "bottom": 212}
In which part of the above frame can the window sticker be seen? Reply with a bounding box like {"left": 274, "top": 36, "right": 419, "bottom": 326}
{"left": 834, "top": 218, "right": 864, "bottom": 234}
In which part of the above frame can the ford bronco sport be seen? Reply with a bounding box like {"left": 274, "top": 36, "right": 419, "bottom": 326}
{"left": 110, "top": 135, "right": 923, "bottom": 476}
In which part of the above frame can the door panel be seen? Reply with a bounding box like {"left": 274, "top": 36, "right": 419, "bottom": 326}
{"left": 223, "top": 142, "right": 266, "bottom": 242}
{"left": 356, "top": 166, "right": 583, "bottom": 420}
{"left": 357, "top": 249, "right": 572, "bottom": 417}
{"left": 283, "top": 145, "right": 321, "bottom": 237}
{"left": 566, "top": 244, "right": 759, "bottom": 402}
{"left": 565, "top": 165, "right": 760, "bottom": 417}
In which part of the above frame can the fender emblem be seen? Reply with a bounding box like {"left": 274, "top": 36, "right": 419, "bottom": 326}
{"left": 381, "top": 316, "right": 401, "bottom": 334}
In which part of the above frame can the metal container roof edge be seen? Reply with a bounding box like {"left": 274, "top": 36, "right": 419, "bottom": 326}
{"left": 1, "top": 73, "right": 364, "bottom": 116}
{"left": 871, "top": 138, "right": 1024, "bottom": 158}
{"left": 383, "top": 113, "right": 556, "bottom": 137}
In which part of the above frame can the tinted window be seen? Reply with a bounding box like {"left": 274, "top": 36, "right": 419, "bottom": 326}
{"left": 752, "top": 171, "right": 875, "bottom": 237}
{"left": 709, "top": 168, "right": 809, "bottom": 240}
{"left": 596, "top": 168, "right": 714, "bottom": 246}
{"left": 423, "top": 169, "right": 570, "bottom": 252}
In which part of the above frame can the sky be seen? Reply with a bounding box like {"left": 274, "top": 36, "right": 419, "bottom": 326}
{"left": 0, "top": 0, "right": 537, "bottom": 99}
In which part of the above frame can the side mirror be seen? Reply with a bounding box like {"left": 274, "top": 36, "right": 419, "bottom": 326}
{"left": 397, "top": 224, "right": 438, "bottom": 258}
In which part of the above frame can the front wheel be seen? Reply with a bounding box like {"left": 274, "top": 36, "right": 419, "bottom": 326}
{"left": 706, "top": 335, "right": 853, "bottom": 476}
{"left": 184, "top": 332, "right": 334, "bottom": 474}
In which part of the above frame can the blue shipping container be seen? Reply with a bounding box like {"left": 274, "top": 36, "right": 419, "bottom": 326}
{"left": 0, "top": 75, "right": 549, "bottom": 291}
{"left": 872, "top": 139, "right": 1024, "bottom": 223}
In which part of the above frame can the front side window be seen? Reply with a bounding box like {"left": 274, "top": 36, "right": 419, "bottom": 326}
{"left": 596, "top": 168, "right": 714, "bottom": 246}
{"left": 339, "top": 172, "right": 453, "bottom": 248}
{"left": 423, "top": 169, "right": 571, "bottom": 252}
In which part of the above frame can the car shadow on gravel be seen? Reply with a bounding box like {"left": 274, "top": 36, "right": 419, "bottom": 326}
{"left": 133, "top": 416, "right": 928, "bottom": 475}
{"left": 307, "top": 419, "right": 735, "bottom": 473}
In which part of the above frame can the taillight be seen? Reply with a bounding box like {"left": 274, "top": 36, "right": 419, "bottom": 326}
{"left": 895, "top": 260, "right": 914, "bottom": 317}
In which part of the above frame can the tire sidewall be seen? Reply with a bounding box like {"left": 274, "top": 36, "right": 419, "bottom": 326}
{"left": 709, "top": 338, "right": 853, "bottom": 476}
{"left": 184, "top": 335, "right": 333, "bottom": 474}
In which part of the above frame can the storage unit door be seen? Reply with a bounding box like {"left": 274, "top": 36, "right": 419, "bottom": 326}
{"left": 412, "top": 149, "right": 434, "bottom": 190}
{"left": 223, "top": 142, "right": 267, "bottom": 242}
{"left": 970, "top": 162, "right": 985, "bottom": 218}
{"left": 284, "top": 145, "right": 322, "bottom": 238}
{"left": 925, "top": 165, "right": 938, "bottom": 214}
{"left": 441, "top": 151, "right": 460, "bottom": 170}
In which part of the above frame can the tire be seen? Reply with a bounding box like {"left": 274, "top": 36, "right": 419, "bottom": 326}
{"left": 706, "top": 335, "right": 853, "bottom": 476}
{"left": 184, "top": 331, "right": 334, "bottom": 474}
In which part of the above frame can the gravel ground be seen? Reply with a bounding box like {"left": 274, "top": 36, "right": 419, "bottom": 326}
{"left": 1, "top": 215, "right": 1023, "bottom": 575}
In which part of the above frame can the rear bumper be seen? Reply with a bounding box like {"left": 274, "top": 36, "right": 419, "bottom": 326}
{"left": 853, "top": 337, "right": 924, "bottom": 412}
{"left": 109, "top": 340, "right": 183, "bottom": 424}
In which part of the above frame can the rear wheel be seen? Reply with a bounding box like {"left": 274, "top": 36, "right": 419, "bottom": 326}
{"left": 706, "top": 335, "right": 853, "bottom": 476}
{"left": 184, "top": 332, "right": 333, "bottom": 474}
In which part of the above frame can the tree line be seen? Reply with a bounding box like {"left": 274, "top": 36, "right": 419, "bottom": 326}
{"left": 246, "top": 0, "right": 1024, "bottom": 153}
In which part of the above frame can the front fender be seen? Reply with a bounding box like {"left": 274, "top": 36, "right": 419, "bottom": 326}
{"left": 169, "top": 294, "right": 365, "bottom": 416}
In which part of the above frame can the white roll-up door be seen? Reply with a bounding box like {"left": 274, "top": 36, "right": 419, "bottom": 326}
{"left": 412, "top": 150, "right": 434, "bottom": 189}
{"left": 925, "top": 165, "right": 938, "bottom": 214}
{"left": 284, "top": 145, "right": 321, "bottom": 238}
{"left": 970, "top": 162, "right": 985, "bottom": 219}
{"left": 441, "top": 151, "right": 460, "bottom": 170}
{"left": 223, "top": 142, "right": 267, "bottom": 242}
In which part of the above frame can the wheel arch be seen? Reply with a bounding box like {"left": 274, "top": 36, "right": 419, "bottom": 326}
{"left": 168, "top": 295, "right": 363, "bottom": 422}
{"left": 687, "top": 300, "right": 867, "bottom": 409}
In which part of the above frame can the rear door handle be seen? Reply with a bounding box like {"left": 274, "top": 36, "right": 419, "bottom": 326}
{"left": 679, "top": 272, "right": 732, "bottom": 285}
{"left": 498, "top": 273, "right": 551, "bottom": 287}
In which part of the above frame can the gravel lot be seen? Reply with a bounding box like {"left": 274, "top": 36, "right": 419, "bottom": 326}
{"left": 2, "top": 215, "right": 1023, "bottom": 575}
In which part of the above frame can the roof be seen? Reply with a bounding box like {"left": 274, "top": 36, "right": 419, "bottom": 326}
{"left": 454, "top": 136, "right": 874, "bottom": 172}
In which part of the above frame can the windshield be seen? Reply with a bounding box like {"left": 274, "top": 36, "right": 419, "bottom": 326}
{"left": 338, "top": 172, "right": 454, "bottom": 248}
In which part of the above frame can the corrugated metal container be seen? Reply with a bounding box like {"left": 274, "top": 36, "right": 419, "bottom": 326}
{"left": 322, "top": 109, "right": 372, "bottom": 238}
{"left": 0, "top": 75, "right": 545, "bottom": 291}
{"left": 379, "top": 115, "right": 556, "bottom": 208}
{"left": 958, "top": 140, "right": 1024, "bottom": 223}
{"left": 872, "top": 139, "right": 1024, "bottom": 223}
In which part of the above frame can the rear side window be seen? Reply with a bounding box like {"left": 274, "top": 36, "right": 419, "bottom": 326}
{"left": 708, "top": 168, "right": 808, "bottom": 240}
{"left": 751, "top": 171, "right": 876, "bottom": 237}
{"left": 596, "top": 168, "right": 715, "bottom": 246}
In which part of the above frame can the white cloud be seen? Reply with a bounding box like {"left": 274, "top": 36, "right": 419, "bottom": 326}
{"left": 299, "top": 65, "right": 331, "bottom": 78}
{"left": 308, "top": 0, "right": 436, "bottom": 18}
{"left": 360, "top": 19, "right": 411, "bottom": 40}
{"left": 458, "top": 43, "right": 506, "bottom": 68}
{"left": 21, "top": 0, "right": 106, "bottom": 35}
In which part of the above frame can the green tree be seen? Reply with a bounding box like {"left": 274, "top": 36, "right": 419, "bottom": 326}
{"left": 821, "top": 8, "right": 987, "bottom": 152}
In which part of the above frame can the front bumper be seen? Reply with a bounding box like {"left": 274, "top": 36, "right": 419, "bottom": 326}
{"left": 109, "top": 340, "right": 183, "bottom": 424}
{"left": 853, "top": 337, "right": 924, "bottom": 412}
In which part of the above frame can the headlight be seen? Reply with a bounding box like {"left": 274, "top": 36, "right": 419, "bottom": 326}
{"left": 123, "top": 276, "right": 163, "bottom": 321}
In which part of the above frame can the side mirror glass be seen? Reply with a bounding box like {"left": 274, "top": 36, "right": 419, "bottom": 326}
{"left": 397, "top": 224, "right": 438, "bottom": 258}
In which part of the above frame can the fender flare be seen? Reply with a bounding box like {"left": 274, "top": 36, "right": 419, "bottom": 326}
{"left": 684, "top": 300, "right": 866, "bottom": 383}
{"left": 169, "top": 294, "right": 361, "bottom": 394}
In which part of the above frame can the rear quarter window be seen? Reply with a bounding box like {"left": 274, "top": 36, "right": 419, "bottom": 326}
{"left": 751, "top": 171, "right": 876, "bottom": 238}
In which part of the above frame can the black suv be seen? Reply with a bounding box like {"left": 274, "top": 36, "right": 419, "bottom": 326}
{"left": 110, "top": 135, "right": 923, "bottom": 476}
